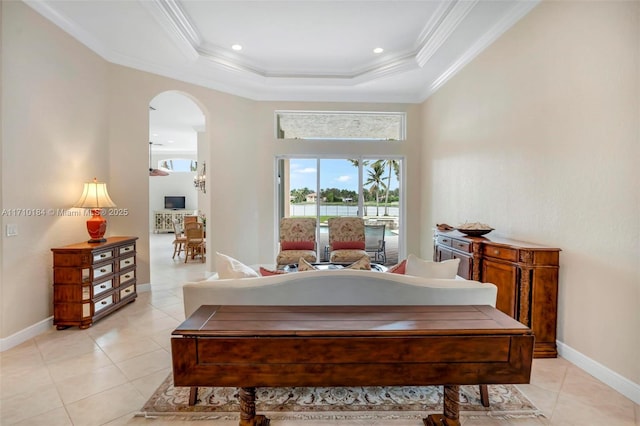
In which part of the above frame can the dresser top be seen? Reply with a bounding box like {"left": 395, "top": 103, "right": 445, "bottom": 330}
{"left": 435, "top": 230, "right": 560, "bottom": 251}
{"left": 51, "top": 236, "right": 138, "bottom": 251}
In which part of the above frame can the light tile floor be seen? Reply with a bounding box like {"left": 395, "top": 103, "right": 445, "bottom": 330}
{"left": 1, "top": 234, "right": 638, "bottom": 425}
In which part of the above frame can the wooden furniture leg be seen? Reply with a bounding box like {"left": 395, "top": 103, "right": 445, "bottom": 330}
{"left": 479, "top": 384, "right": 490, "bottom": 407}
{"left": 188, "top": 386, "right": 198, "bottom": 405}
{"left": 239, "top": 387, "right": 270, "bottom": 426}
{"left": 423, "top": 385, "right": 461, "bottom": 426}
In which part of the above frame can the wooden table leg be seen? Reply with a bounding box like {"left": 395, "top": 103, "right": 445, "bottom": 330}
{"left": 423, "top": 385, "right": 461, "bottom": 426}
{"left": 238, "top": 387, "right": 270, "bottom": 426}
{"left": 188, "top": 386, "right": 198, "bottom": 405}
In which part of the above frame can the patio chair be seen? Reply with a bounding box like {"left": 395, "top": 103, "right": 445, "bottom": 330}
{"left": 365, "top": 224, "right": 386, "bottom": 264}
{"left": 328, "top": 217, "right": 368, "bottom": 263}
{"left": 276, "top": 217, "right": 317, "bottom": 266}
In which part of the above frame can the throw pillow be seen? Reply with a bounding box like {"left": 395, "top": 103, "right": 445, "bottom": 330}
{"left": 405, "top": 254, "right": 460, "bottom": 279}
{"left": 280, "top": 240, "right": 315, "bottom": 250}
{"left": 215, "top": 252, "right": 259, "bottom": 279}
{"left": 297, "top": 257, "right": 318, "bottom": 272}
{"left": 386, "top": 259, "right": 407, "bottom": 274}
{"left": 332, "top": 241, "right": 366, "bottom": 250}
{"left": 345, "top": 255, "right": 371, "bottom": 270}
{"left": 259, "top": 267, "right": 287, "bottom": 276}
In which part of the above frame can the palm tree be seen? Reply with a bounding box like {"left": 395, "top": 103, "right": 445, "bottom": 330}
{"left": 365, "top": 162, "right": 386, "bottom": 216}
{"left": 373, "top": 159, "right": 400, "bottom": 215}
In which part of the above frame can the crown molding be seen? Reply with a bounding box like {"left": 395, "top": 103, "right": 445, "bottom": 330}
{"left": 141, "top": 0, "right": 200, "bottom": 61}
{"left": 416, "top": 0, "right": 478, "bottom": 68}
{"left": 23, "top": 0, "right": 110, "bottom": 60}
{"left": 419, "top": 0, "right": 541, "bottom": 102}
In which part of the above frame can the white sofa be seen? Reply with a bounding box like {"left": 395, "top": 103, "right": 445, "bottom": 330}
{"left": 182, "top": 268, "right": 498, "bottom": 318}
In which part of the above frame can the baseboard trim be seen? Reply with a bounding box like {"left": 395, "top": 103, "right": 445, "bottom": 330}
{"left": 1, "top": 282, "right": 152, "bottom": 353}
{"left": 0, "top": 316, "right": 53, "bottom": 352}
{"left": 557, "top": 340, "right": 640, "bottom": 404}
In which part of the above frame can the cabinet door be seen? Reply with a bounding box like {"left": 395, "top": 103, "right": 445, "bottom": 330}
{"left": 453, "top": 252, "right": 472, "bottom": 280}
{"left": 482, "top": 259, "right": 518, "bottom": 318}
{"left": 435, "top": 246, "right": 453, "bottom": 262}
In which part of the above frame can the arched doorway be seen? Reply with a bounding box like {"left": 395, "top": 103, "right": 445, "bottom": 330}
{"left": 148, "top": 91, "right": 208, "bottom": 273}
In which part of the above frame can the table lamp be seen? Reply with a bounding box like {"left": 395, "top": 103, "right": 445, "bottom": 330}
{"left": 73, "top": 177, "right": 116, "bottom": 243}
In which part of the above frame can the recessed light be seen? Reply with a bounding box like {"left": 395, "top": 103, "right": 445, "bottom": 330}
{"left": 168, "top": 140, "right": 174, "bottom": 144}
{"left": 232, "top": 44, "right": 243, "bottom": 51}
{"left": 373, "top": 47, "right": 384, "bottom": 54}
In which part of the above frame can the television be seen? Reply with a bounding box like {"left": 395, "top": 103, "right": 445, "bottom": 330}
{"left": 164, "top": 196, "right": 186, "bottom": 210}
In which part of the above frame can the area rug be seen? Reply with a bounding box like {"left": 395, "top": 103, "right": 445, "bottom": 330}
{"left": 137, "top": 374, "right": 542, "bottom": 422}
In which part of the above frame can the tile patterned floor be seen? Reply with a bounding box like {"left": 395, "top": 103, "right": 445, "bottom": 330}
{"left": 1, "top": 234, "right": 638, "bottom": 425}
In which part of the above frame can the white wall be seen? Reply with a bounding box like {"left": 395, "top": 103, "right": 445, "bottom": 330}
{"left": 1, "top": 1, "right": 110, "bottom": 339}
{"left": 420, "top": 0, "right": 639, "bottom": 387}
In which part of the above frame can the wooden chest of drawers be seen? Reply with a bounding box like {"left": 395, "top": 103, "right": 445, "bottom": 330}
{"left": 52, "top": 236, "right": 138, "bottom": 329}
{"left": 434, "top": 230, "right": 560, "bottom": 358}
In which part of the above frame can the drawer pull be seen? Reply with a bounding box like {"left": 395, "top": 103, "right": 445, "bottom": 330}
{"left": 494, "top": 250, "right": 499, "bottom": 255}
{"left": 101, "top": 300, "right": 107, "bottom": 305}
{"left": 100, "top": 284, "right": 106, "bottom": 289}
{"left": 124, "top": 260, "right": 131, "bottom": 265}
{"left": 123, "top": 288, "right": 131, "bottom": 294}
{"left": 100, "top": 254, "right": 107, "bottom": 258}
{"left": 100, "top": 268, "right": 107, "bottom": 273}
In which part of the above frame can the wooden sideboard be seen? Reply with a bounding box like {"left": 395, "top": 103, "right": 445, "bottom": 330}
{"left": 433, "top": 230, "right": 560, "bottom": 358}
{"left": 52, "top": 236, "right": 138, "bottom": 329}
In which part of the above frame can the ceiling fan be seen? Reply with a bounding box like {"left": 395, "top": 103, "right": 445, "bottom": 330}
{"left": 149, "top": 142, "right": 169, "bottom": 176}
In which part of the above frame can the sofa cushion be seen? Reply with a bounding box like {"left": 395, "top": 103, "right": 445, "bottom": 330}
{"left": 281, "top": 240, "right": 315, "bottom": 250}
{"left": 387, "top": 259, "right": 407, "bottom": 274}
{"left": 345, "top": 255, "right": 370, "bottom": 270}
{"left": 259, "top": 266, "right": 287, "bottom": 276}
{"left": 405, "top": 255, "right": 460, "bottom": 279}
{"left": 298, "top": 257, "right": 318, "bottom": 271}
{"left": 215, "top": 252, "right": 259, "bottom": 279}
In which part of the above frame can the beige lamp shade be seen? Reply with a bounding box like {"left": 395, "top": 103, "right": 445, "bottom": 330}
{"left": 74, "top": 178, "right": 116, "bottom": 209}
{"left": 74, "top": 178, "right": 116, "bottom": 243}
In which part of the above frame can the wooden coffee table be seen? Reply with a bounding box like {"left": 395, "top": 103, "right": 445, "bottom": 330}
{"left": 171, "top": 305, "right": 534, "bottom": 426}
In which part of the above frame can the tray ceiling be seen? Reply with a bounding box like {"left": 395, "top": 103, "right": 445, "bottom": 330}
{"left": 25, "top": 0, "right": 539, "bottom": 103}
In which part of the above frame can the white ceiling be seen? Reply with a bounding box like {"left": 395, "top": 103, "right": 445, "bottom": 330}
{"left": 25, "top": 0, "right": 539, "bottom": 153}
{"left": 26, "top": 0, "right": 539, "bottom": 104}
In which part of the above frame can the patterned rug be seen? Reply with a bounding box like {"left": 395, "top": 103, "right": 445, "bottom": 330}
{"left": 137, "top": 374, "right": 542, "bottom": 422}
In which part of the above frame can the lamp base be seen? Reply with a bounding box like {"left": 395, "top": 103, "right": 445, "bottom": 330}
{"left": 86, "top": 209, "right": 108, "bottom": 243}
{"left": 87, "top": 238, "right": 107, "bottom": 243}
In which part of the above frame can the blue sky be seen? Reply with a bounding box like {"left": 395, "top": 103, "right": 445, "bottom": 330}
{"left": 289, "top": 159, "right": 399, "bottom": 192}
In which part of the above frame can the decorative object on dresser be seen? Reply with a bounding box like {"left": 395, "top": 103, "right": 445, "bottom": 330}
{"left": 433, "top": 229, "right": 560, "bottom": 358}
{"left": 51, "top": 236, "right": 138, "bottom": 329}
{"left": 73, "top": 177, "right": 117, "bottom": 243}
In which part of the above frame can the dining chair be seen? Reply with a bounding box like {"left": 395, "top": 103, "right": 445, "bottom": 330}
{"left": 184, "top": 222, "right": 205, "bottom": 263}
{"left": 172, "top": 219, "right": 187, "bottom": 259}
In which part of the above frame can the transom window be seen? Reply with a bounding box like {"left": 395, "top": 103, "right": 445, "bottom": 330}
{"left": 275, "top": 111, "right": 405, "bottom": 140}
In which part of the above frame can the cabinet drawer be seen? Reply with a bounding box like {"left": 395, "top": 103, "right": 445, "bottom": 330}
{"left": 451, "top": 239, "right": 471, "bottom": 253}
{"left": 119, "top": 256, "right": 135, "bottom": 270}
{"left": 93, "top": 263, "right": 113, "bottom": 279}
{"left": 120, "top": 284, "right": 135, "bottom": 300}
{"left": 93, "top": 250, "right": 113, "bottom": 263}
{"left": 94, "top": 294, "right": 115, "bottom": 313}
{"left": 93, "top": 278, "right": 114, "bottom": 297}
{"left": 483, "top": 245, "right": 517, "bottom": 262}
{"left": 120, "top": 270, "right": 135, "bottom": 285}
{"left": 437, "top": 236, "right": 453, "bottom": 247}
{"left": 119, "top": 244, "right": 135, "bottom": 256}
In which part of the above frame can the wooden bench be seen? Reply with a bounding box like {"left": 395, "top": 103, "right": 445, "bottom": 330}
{"left": 171, "top": 305, "right": 534, "bottom": 426}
